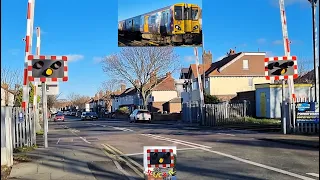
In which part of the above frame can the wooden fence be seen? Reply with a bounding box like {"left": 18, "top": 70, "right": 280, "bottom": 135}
{"left": 182, "top": 101, "right": 253, "bottom": 126}
{"left": 1, "top": 106, "right": 36, "bottom": 166}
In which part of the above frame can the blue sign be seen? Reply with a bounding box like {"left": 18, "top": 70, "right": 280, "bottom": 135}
{"left": 296, "top": 102, "right": 311, "bottom": 112}
{"left": 18, "top": 112, "right": 24, "bottom": 123}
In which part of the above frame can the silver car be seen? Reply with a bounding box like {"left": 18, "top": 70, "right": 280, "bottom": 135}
{"left": 129, "top": 109, "right": 151, "bottom": 123}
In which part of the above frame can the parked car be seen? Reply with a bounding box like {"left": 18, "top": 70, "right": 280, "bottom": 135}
{"left": 54, "top": 112, "right": 65, "bottom": 122}
{"left": 75, "top": 111, "right": 82, "bottom": 117}
{"left": 81, "top": 112, "right": 98, "bottom": 120}
{"left": 63, "top": 111, "right": 70, "bottom": 116}
{"left": 70, "top": 111, "right": 76, "bottom": 116}
{"left": 129, "top": 109, "right": 151, "bottom": 123}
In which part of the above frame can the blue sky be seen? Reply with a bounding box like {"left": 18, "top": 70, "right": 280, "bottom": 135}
{"left": 1, "top": 0, "right": 319, "bottom": 99}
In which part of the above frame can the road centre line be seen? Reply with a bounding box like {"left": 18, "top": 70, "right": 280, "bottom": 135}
{"left": 69, "top": 129, "right": 91, "bottom": 144}
{"left": 120, "top": 147, "right": 201, "bottom": 157}
{"left": 306, "top": 173, "right": 319, "bottom": 178}
{"left": 217, "top": 132, "right": 236, "bottom": 136}
{"left": 142, "top": 134, "right": 316, "bottom": 180}
{"left": 143, "top": 134, "right": 212, "bottom": 149}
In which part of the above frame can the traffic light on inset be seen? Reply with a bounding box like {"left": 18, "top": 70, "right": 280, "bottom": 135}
{"left": 27, "top": 55, "right": 68, "bottom": 82}
{"left": 264, "top": 56, "right": 298, "bottom": 80}
{"left": 147, "top": 149, "right": 174, "bottom": 168}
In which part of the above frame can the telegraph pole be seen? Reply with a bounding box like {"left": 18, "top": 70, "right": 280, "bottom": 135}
{"left": 309, "top": 0, "right": 319, "bottom": 102}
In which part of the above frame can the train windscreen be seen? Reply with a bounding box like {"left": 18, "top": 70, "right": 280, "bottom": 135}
{"left": 174, "top": 6, "right": 183, "bottom": 20}
{"left": 191, "top": 7, "right": 199, "bottom": 20}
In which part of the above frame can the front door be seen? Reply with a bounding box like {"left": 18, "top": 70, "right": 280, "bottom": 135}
{"left": 260, "top": 92, "right": 267, "bottom": 117}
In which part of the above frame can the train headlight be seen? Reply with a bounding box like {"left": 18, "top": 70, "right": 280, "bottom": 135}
{"left": 175, "top": 25, "right": 181, "bottom": 30}
{"left": 193, "top": 25, "right": 198, "bottom": 30}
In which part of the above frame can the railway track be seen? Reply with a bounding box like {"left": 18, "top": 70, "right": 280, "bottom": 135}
{"left": 118, "top": 35, "right": 199, "bottom": 47}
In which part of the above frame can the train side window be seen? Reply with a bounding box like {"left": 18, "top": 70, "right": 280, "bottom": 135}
{"left": 174, "top": 6, "right": 182, "bottom": 20}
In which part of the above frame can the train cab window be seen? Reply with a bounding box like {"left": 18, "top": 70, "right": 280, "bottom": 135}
{"left": 174, "top": 6, "right": 183, "bottom": 20}
{"left": 191, "top": 7, "right": 199, "bottom": 20}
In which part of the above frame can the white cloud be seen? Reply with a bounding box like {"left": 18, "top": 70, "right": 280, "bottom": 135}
{"left": 8, "top": 49, "right": 20, "bottom": 56}
{"left": 93, "top": 56, "right": 103, "bottom": 64}
{"left": 257, "top": 38, "right": 267, "bottom": 44}
{"left": 265, "top": 51, "right": 275, "bottom": 57}
{"left": 184, "top": 55, "right": 194, "bottom": 62}
{"left": 272, "top": 40, "right": 283, "bottom": 45}
{"left": 66, "top": 54, "right": 84, "bottom": 62}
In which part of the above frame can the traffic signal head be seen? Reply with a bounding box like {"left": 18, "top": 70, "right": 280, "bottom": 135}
{"left": 266, "top": 60, "right": 295, "bottom": 76}
{"left": 150, "top": 152, "right": 172, "bottom": 165}
{"left": 32, "top": 59, "right": 65, "bottom": 78}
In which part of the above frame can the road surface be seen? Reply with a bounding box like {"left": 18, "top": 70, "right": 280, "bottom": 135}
{"left": 47, "top": 116, "right": 319, "bottom": 180}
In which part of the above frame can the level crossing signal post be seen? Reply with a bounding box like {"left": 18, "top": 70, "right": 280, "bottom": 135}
{"left": 27, "top": 55, "right": 69, "bottom": 148}
{"left": 265, "top": 56, "right": 299, "bottom": 134}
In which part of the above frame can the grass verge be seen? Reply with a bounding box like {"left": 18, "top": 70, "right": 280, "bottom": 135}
{"left": 1, "top": 165, "right": 12, "bottom": 180}
{"left": 13, "top": 145, "right": 38, "bottom": 153}
{"left": 244, "top": 117, "right": 281, "bottom": 125}
{"left": 36, "top": 130, "right": 44, "bottom": 135}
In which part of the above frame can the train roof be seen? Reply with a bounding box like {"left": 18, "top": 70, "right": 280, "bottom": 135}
{"left": 119, "top": 3, "right": 200, "bottom": 22}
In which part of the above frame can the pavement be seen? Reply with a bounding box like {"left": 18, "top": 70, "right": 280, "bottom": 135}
{"left": 8, "top": 116, "right": 319, "bottom": 180}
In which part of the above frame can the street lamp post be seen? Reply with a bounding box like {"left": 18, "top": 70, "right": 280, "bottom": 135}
{"left": 308, "top": 0, "right": 319, "bottom": 102}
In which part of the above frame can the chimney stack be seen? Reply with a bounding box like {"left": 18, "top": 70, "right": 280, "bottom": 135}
{"left": 203, "top": 50, "right": 212, "bottom": 64}
{"left": 2, "top": 83, "right": 9, "bottom": 90}
{"left": 134, "top": 80, "right": 140, "bottom": 87}
{"left": 150, "top": 72, "right": 157, "bottom": 84}
{"left": 120, "top": 84, "right": 126, "bottom": 92}
{"left": 227, "top": 48, "right": 236, "bottom": 56}
{"left": 166, "top": 72, "right": 172, "bottom": 77}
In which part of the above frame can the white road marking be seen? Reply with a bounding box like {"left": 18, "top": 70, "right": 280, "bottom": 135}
{"left": 120, "top": 147, "right": 201, "bottom": 157}
{"left": 69, "top": 129, "right": 91, "bottom": 144}
{"left": 142, "top": 134, "right": 316, "bottom": 180}
{"left": 217, "top": 133, "right": 236, "bottom": 136}
{"left": 306, "top": 173, "right": 319, "bottom": 178}
{"left": 79, "top": 136, "right": 91, "bottom": 144}
{"left": 143, "top": 134, "right": 212, "bottom": 149}
{"left": 56, "top": 138, "right": 61, "bottom": 144}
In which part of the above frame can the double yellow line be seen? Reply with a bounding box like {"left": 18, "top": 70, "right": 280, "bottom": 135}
{"left": 101, "top": 143, "right": 145, "bottom": 179}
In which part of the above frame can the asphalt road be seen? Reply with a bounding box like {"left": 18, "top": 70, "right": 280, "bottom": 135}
{"left": 48, "top": 116, "right": 319, "bottom": 180}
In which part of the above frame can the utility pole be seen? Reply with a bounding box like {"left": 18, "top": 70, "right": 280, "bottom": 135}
{"left": 201, "top": 33, "right": 206, "bottom": 126}
{"left": 309, "top": 0, "right": 319, "bottom": 102}
{"left": 194, "top": 47, "right": 205, "bottom": 125}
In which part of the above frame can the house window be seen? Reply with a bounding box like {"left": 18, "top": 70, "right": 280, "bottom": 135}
{"left": 248, "top": 77, "right": 253, "bottom": 87}
{"left": 205, "top": 78, "right": 209, "bottom": 88}
{"left": 192, "top": 81, "right": 198, "bottom": 90}
{"left": 243, "top": 60, "right": 249, "bottom": 70}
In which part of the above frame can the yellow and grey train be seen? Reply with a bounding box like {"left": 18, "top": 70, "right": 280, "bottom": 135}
{"left": 118, "top": 3, "right": 202, "bottom": 45}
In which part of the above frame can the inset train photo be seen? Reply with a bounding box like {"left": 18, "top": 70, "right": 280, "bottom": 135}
{"left": 118, "top": 1, "right": 202, "bottom": 47}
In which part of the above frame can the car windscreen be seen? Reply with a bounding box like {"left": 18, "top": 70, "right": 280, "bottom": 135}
{"left": 56, "top": 113, "right": 63, "bottom": 116}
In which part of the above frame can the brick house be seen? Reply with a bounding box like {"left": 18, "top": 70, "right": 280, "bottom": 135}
{"left": 182, "top": 49, "right": 270, "bottom": 102}
{"left": 148, "top": 72, "right": 180, "bottom": 112}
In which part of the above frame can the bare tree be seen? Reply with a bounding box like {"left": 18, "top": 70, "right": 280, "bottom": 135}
{"left": 67, "top": 93, "right": 90, "bottom": 110}
{"left": 47, "top": 93, "right": 62, "bottom": 109}
{"left": 1, "top": 66, "right": 22, "bottom": 89}
{"left": 101, "top": 47, "right": 179, "bottom": 109}
{"left": 99, "top": 79, "right": 125, "bottom": 112}
{"left": 1, "top": 66, "right": 23, "bottom": 105}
